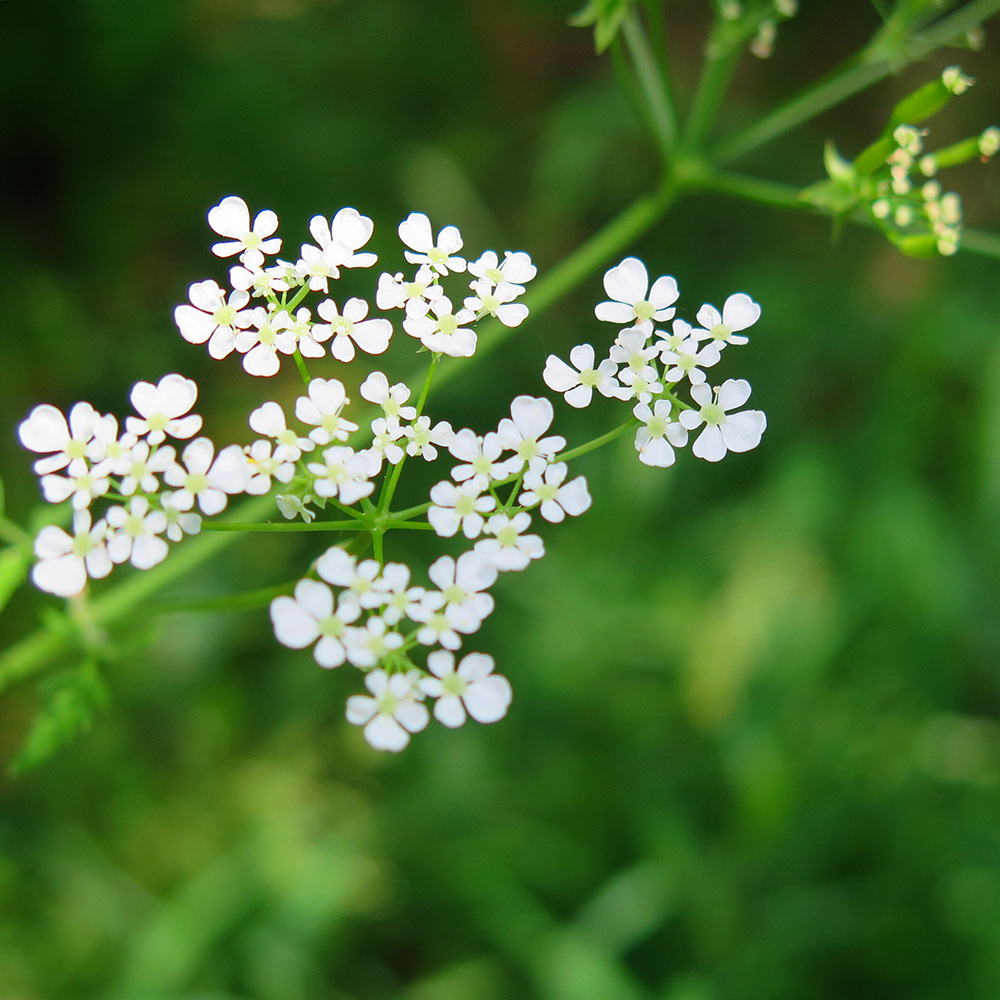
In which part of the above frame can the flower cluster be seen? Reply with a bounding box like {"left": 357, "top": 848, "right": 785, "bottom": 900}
{"left": 543, "top": 257, "right": 767, "bottom": 465}
{"left": 19, "top": 195, "right": 766, "bottom": 754}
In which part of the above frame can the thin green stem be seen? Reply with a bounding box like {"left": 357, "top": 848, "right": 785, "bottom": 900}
{"left": 712, "top": 0, "right": 1000, "bottom": 166}
{"left": 681, "top": 15, "right": 747, "bottom": 153}
{"left": 389, "top": 502, "right": 433, "bottom": 522}
{"left": 292, "top": 349, "right": 312, "bottom": 386}
{"left": 0, "top": 515, "right": 33, "bottom": 553}
{"left": 556, "top": 418, "right": 638, "bottom": 464}
{"left": 201, "top": 519, "right": 364, "bottom": 532}
{"left": 147, "top": 581, "right": 295, "bottom": 616}
{"left": 621, "top": 10, "right": 677, "bottom": 161}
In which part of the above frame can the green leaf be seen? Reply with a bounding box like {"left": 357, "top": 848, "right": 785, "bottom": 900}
{"left": 887, "top": 231, "right": 939, "bottom": 257}
{"left": 799, "top": 178, "right": 859, "bottom": 214}
{"left": 10, "top": 661, "right": 109, "bottom": 776}
{"left": 854, "top": 135, "right": 895, "bottom": 176}
{"left": 570, "top": 0, "right": 632, "bottom": 53}
{"left": 823, "top": 140, "right": 856, "bottom": 184}
{"left": 889, "top": 78, "right": 952, "bottom": 128}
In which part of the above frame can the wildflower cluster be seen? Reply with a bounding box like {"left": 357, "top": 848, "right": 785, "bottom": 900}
{"left": 803, "top": 66, "right": 998, "bottom": 258}
{"left": 543, "top": 257, "right": 766, "bottom": 465}
{"left": 18, "top": 195, "right": 766, "bottom": 753}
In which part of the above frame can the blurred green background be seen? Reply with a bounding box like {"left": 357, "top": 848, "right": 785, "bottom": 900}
{"left": 2, "top": 1, "right": 1000, "bottom": 997}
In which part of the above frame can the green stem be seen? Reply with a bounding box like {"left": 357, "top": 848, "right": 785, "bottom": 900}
{"left": 712, "top": 0, "right": 1000, "bottom": 166}
{"left": 147, "top": 582, "right": 295, "bottom": 616}
{"left": 292, "top": 349, "right": 312, "bottom": 386}
{"left": 621, "top": 9, "right": 677, "bottom": 162}
{"left": 0, "top": 515, "right": 33, "bottom": 553}
{"left": 681, "top": 17, "right": 745, "bottom": 153}
{"left": 556, "top": 418, "right": 637, "bottom": 464}
{"left": 201, "top": 519, "right": 364, "bottom": 532}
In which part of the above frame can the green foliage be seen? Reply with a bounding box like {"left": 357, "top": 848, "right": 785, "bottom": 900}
{"left": 10, "top": 661, "right": 109, "bottom": 776}
{"left": 570, "top": 0, "right": 634, "bottom": 53}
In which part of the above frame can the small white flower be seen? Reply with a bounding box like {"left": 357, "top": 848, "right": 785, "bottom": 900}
{"left": 40, "top": 463, "right": 112, "bottom": 510}
{"left": 692, "top": 294, "right": 761, "bottom": 346}
{"left": 419, "top": 651, "right": 512, "bottom": 728}
{"left": 306, "top": 446, "right": 379, "bottom": 506}
{"left": 344, "top": 616, "right": 404, "bottom": 668}
{"left": 106, "top": 496, "right": 169, "bottom": 570}
{"left": 308, "top": 208, "right": 377, "bottom": 268}
{"left": 519, "top": 462, "right": 591, "bottom": 522}
{"left": 374, "top": 562, "right": 426, "bottom": 626}
{"left": 244, "top": 440, "right": 295, "bottom": 494}
{"left": 678, "top": 379, "right": 767, "bottom": 462}
{"left": 19, "top": 402, "right": 114, "bottom": 475}
{"left": 543, "top": 345, "right": 627, "bottom": 408}
{"left": 403, "top": 416, "right": 454, "bottom": 462}
{"left": 463, "top": 279, "right": 529, "bottom": 328}
{"left": 31, "top": 511, "right": 112, "bottom": 597}
{"left": 161, "top": 492, "right": 202, "bottom": 542}
{"left": 474, "top": 512, "right": 545, "bottom": 572}
{"left": 314, "top": 297, "right": 392, "bottom": 362}
{"left": 285, "top": 307, "right": 328, "bottom": 359}
{"left": 369, "top": 416, "right": 406, "bottom": 466}
{"left": 229, "top": 261, "right": 291, "bottom": 297}
{"left": 408, "top": 604, "right": 463, "bottom": 650}
{"left": 658, "top": 336, "right": 722, "bottom": 385}
{"left": 164, "top": 438, "right": 249, "bottom": 514}
{"left": 633, "top": 400, "right": 688, "bottom": 467}
{"left": 398, "top": 212, "right": 467, "bottom": 275}
{"left": 275, "top": 493, "right": 316, "bottom": 523}
{"left": 173, "top": 280, "right": 252, "bottom": 360}
{"left": 316, "top": 547, "right": 386, "bottom": 609}
{"left": 424, "top": 552, "right": 497, "bottom": 632}
{"left": 118, "top": 441, "right": 176, "bottom": 496}
{"left": 609, "top": 327, "right": 659, "bottom": 375}
{"left": 248, "top": 401, "right": 314, "bottom": 463}
{"left": 427, "top": 480, "right": 497, "bottom": 539}
{"left": 295, "top": 378, "right": 358, "bottom": 446}
{"left": 496, "top": 396, "right": 566, "bottom": 470}
{"left": 126, "top": 374, "right": 203, "bottom": 445}
{"left": 617, "top": 366, "right": 663, "bottom": 404}
{"left": 234, "top": 307, "right": 298, "bottom": 377}
{"left": 359, "top": 371, "right": 418, "bottom": 421}
{"left": 468, "top": 250, "right": 536, "bottom": 291}
{"left": 345, "top": 669, "right": 429, "bottom": 752}
{"left": 270, "top": 579, "right": 362, "bottom": 668}
{"left": 447, "top": 429, "right": 507, "bottom": 490}
{"left": 375, "top": 266, "right": 444, "bottom": 314}
{"left": 596, "top": 257, "right": 679, "bottom": 331}
{"left": 402, "top": 296, "right": 477, "bottom": 357}
{"left": 208, "top": 195, "right": 281, "bottom": 266}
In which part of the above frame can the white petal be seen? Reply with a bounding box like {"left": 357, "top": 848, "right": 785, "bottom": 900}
{"left": 692, "top": 425, "right": 726, "bottom": 462}
{"left": 464, "top": 675, "right": 512, "bottom": 723}
{"left": 722, "top": 293, "right": 761, "bottom": 331}
{"left": 720, "top": 410, "right": 766, "bottom": 453}
{"left": 717, "top": 378, "right": 752, "bottom": 411}
{"left": 595, "top": 301, "right": 637, "bottom": 324}
{"left": 398, "top": 212, "right": 433, "bottom": 253}
{"left": 648, "top": 274, "right": 679, "bottom": 310}
{"left": 603, "top": 257, "right": 648, "bottom": 305}
{"left": 433, "top": 695, "right": 467, "bottom": 728}
{"left": 543, "top": 355, "right": 581, "bottom": 393}
{"left": 18, "top": 405, "right": 69, "bottom": 453}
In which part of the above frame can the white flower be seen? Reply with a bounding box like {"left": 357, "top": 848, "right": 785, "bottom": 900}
{"left": 447, "top": 429, "right": 507, "bottom": 490}
{"left": 419, "top": 651, "right": 512, "bottom": 727}
{"left": 164, "top": 438, "right": 249, "bottom": 514}
{"left": 285, "top": 307, "right": 328, "bottom": 359}
{"left": 234, "top": 307, "right": 298, "bottom": 377}
{"left": 270, "top": 579, "right": 361, "bottom": 668}
{"left": 314, "top": 298, "right": 392, "bottom": 362}
{"left": 427, "top": 480, "right": 497, "bottom": 539}
{"left": 496, "top": 396, "right": 565, "bottom": 470}
{"left": 617, "top": 366, "right": 663, "bottom": 404}
{"left": 402, "top": 296, "right": 477, "bottom": 358}
{"left": 173, "top": 280, "right": 252, "bottom": 360}
{"left": 344, "top": 616, "right": 404, "bottom": 668}
{"left": 463, "top": 279, "right": 529, "bottom": 328}
{"left": 275, "top": 493, "right": 316, "bottom": 523}
{"left": 161, "top": 492, "right": 202, "bottom": 542}
{"left": 40, "top": 463, "right": 111, "bottom": 510}
{"left": 359, "top": 371, "right": 418, "bottom": 421}
{"left": 633, "top": 400, "right": 688, "bottom": 467}
{"left": 658, "top": 336, "right": 721, "bottom": 386}
{"left": 244, "top": 440, "right": 295, "bottom": 494}
{"left": 19, "top": 402, "right": 112, "bottom": 475}
{"left": 609, "top": 327, "right": 659, "bottom": 376}
{"left": 653, "top": 318, "right": 693, "bottom": 354}
{"left": 369, "top": 416, "right": 405, "bottom": 466}
{"left": 403, "top": 416, "right": 454, "bottom": 462}
{"left": 208, "top": 195, "right": 281, "bottom": 266}
{"left": 248, "top": 401, "right": 314, "bottom": 463}
{"left": 424, "top": 552, "right": 497, "bottom": 632}
{"left": 308, "top": 208, "right": 377, "bottom": 268}
{"left": 375, "top": 266, "right": 444, "bottom": 314}
{"left": 692, "top": 293, "right": 761, "bottom": 346}
{"left": 474, "top": 512, "right": 545, "bottom": 572}
{"left": 31, "top": 511, "right": 112, "bottom": 597}
{"left": 345, "top": 669, "right": 429, "bottom": 752}
{"left": 519, "top": 462, "right": 591, "bottom": 522}
{"left": 295, "top": 378, "right": 358, "bottom": 446}
{"left": 295, "top": 242, "right": 346, "bottom": 293}
{"left": 316, "top": 547, "right": 385, "bottom": 609}
{"left": 118, "top": 441, "right": 176, "bottom": 496}
{"left": 229, "top": 261, "right": 292, "bottom": 297}
{"left": 407, "top": 603, "right": 463, "bottom": 650}
{"left": 126, "top": 374, "right": 203, "bottom": 445}
{"left": 543, "top": 345, "right": 627, "bottom": 408}
{"left": 468, "top": 250, "right": 536, "bottom": 291}
{"left": 595, "top": 257, "right": 679, "bottom": 331}
{"left": 678, "top": 379, "right": 767, "bottom": 462}
{"left": 106, "top": 496, "right": 169, "bottom": 569}
{"left": 373, "top": 562, "right": 426, "bottom": 626}
{"left": 306, "top": 446, "right": 379, "bottom": 506}
{"left": 398, "top": 212, "right": 467, "bottom": 275}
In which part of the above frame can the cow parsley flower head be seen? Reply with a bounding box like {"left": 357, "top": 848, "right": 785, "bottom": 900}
{"left": 208, "top": 195, "right": 281, "bottom": 266}
{"left": 543, "top": 345, "right": 627, "bottom": 409}
{"left": 32, "top": 511, "right": 113, "bottom": 598}
{"left": 270, "top": 579, "right": 362, "bottom": 669}
{"left": 398, "top": 212, "right": 467, "bottom": 275}
{"left": 693, "top": 294, "right": 761, "bottom": 346}
{"left": 679, "top": 379, "right": 767, "bottom": 461}
{"left": 596, "top": 257, "right": 679, "bottom": 331}
{"left": 346, "top": 669, "right": 429, "bottom": 752}
{"left": 126, "top": 375, "right": 203, "bottom": 446}
{"left": 419, "top": 651, "right": 513, "bottom": 728}
{"left": 173, "top": 280, "right": 252, "bottom": 360}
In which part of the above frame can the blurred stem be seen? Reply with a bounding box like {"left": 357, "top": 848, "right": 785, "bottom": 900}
{"left": 201, "top": 519, "right": 363, "bottom": 532}
{"left": 681, "top": 15, "right": 745, "bottom": 153}
{"left": 621, "top": 9, "right": 678, "bottom": 162}
{"left": 147, "top": 581, "right": 294, "bottom": 616}
{"left": 711, "top": 0, "right": 1000, "bottom": 165}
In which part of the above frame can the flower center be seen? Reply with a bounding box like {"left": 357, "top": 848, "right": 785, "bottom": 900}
{"left": 454, "top": 495, "right": 477, "bottom": 517}
{"left": 438, "top": 314, "right": 459, "bottom": 337}
{"left": 318, "top": 614, "right": 345, "bottom": 638}
{"left": 481, "top": 294, "right": 499, "bottom": 313}
{"left": 647, "top": 416, "right": 668, "bottom": 438}
{"left": 579, "top": 368, "right": 600, "bottom": 388}
{"left": 634, "top": 300, "right": 655, "bottom": 321}
{"left": 497, "top": 525, "right": 519, "bottom": 547}
{"left": 66, "top": 439, "right": 88, "bottom": 460}
{"left": 213, "top": 304, "right": 236, "bottom": 328}
{"left": 444, "top": 584, "right": 466, "bottom": 605}
{"left": 702, "top": 403, "right": 725, "bottom": 426}
{"left": 147, "top": 413, "right": 170, "bottom": 432}
{"left": 427, "top": 248, "right": 449, "bottom": 266}
{"left": 516, "top": 439, "right": 539, "bottom": 460}
{"left": 710, "top": 323, "right": 732, "bottom": 342}
{"left": 185, "top": 472, "right": 209, "bottom": 495}
{"left": 536, "top": 483, "right": 559, "bottom": 502}
{"left": 442, "top": 673, "right": 467, "bottom": 696}
{"left": 124, "top": 513, "right": 145, "bottom": 536}
{"left": 72, "top": 533, "right": 96, "bottom": 558}
{"left": 486, "top": 267, "right": 504, "bottom": 284}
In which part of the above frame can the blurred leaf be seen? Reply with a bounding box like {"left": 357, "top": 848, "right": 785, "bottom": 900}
{"left": 10, "top": 660, "right": 109, "bottom": 776}
{"left": 0, "top": 546, "right": 29, "bottom": 611}
{"left": 823, "top": 140, "right": 855, "bottom": 185}
{"left": 570, "top": 0, "right": 633, "bottom": 53}
{"left": 799, "top": 178, "right": 858, "bottom": 213}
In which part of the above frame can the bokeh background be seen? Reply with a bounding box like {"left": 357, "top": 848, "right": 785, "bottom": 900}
{"left": 2, "top": 1, "right": 1000, "bottom": 997}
